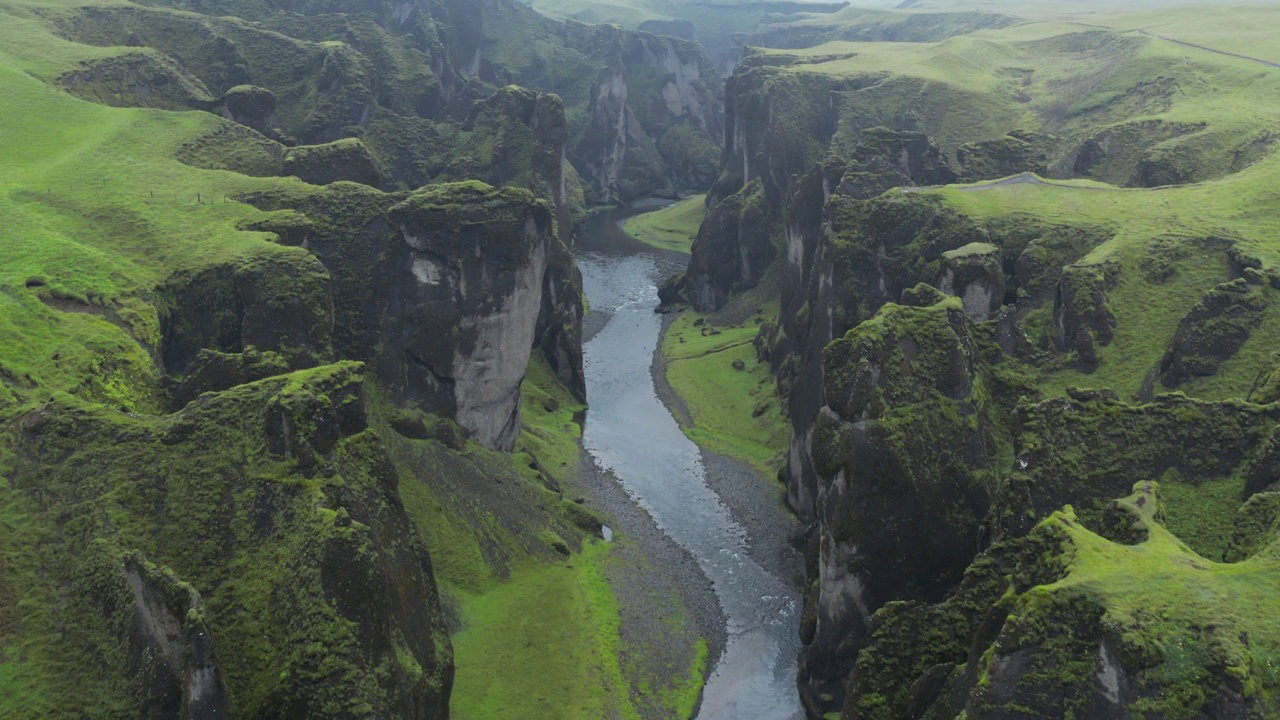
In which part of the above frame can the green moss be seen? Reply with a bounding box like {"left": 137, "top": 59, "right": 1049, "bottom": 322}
{"left": 1, "top": 363, "right": 455, "bottom": 718}
{"left": 1159, "top": 472, "right": 1248, "bottom": 561}
{"left": 518, "top": 354, "right": 587, "bottom": 480}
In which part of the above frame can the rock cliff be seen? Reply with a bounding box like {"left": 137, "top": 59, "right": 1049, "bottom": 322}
{"left": 384, "top": 184, "right": 555, "bottom": 451}
{"left": 680, "top": 32, "right": 1280, "bottom": 719}
{"left": 45, "top": 0, "right": 725, "bottom": 202}
{"left": 7, "top": 364, "right": 454, "bottom": 718}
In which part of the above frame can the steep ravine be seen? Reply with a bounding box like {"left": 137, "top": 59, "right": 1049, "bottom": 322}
{"left": 576, "top": 211, "right": 804, "bottom": 719}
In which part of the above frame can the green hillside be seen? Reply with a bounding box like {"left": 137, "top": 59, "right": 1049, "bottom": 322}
{"left": 0, "top": 0, "right": 706, "bottom": 717}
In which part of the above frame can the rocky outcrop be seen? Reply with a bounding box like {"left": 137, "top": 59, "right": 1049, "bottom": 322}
{"left": 938, "top": 243, "right": 1005, "bottom": 322}
{"left": 238, "top": 87, "right": 584, "bottom": 450}
{"left": 1053, "top": 259, "right": 1120, "bottom": 366}
{"left": 686, "top": 59, "right": 861, "bottom": 312}
{"left": 835, "top": 128, "right": 958, "bottom": 199}
{"left": 686, "top": 180, "right": 775, "bottom": 311}
{"left": 666, "top": 23, "right": 1280, "bottom": 720}
{"left": 841, "top": 478, "right": 1280, "bottom": 720}
{"left": 219, "top": 84, "right": 282, "bottom": 140}
{"left": 688, "top": 54, "right": 978, "bottom": 314}
{"left": 385, "top": 183, "right": 554, "bottom": 451}
{"left": 956, "top": 131, "right": 1049, "bottom": 181}
{"left": 10, "top": 364, "right": 454, "bottom": 718}
{"left": 160, "top": 250, "right": 335, "bottom": 381}
{"left": 771, "top": 191, "right": 994, "bottom": 516}
{"left": 58, "top": 52, "right": 215, "bottom": 111}
{"left": 171, "top": 347, "right": 289, "bottom": 407}
{"left": 283, "top": 138, "right": 385, "bottom": 188}
{"left": 124, "top": 554, "right": 231, "bottom": 720}
{"left": 1159, "top": 278, "right": 1267, "bottom": 388}
{"left": 799, "top": 297, "right": 1004, "bottom": 713}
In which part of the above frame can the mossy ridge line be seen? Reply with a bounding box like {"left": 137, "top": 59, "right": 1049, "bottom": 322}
{"left": 1028, "top": 500, "right": 1280, "bottom": 716}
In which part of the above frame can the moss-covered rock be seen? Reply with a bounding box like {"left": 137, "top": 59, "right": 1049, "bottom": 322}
{"left": 686, "top": 179, "right": 776, "bottom": 311}
{"left": 938, "top": 242, "right": 1005, "bottom": 322}
{"left": 956, "top": 132, "right": 1049, "bottom": 182}
{"left": 1159, "top": 278, "right": 1269, "bottom": 388}
{"left": 834, "top": 127, "right": 959, "bottom": 199}
{"left": 283, "top": 138, "right": 385, "bottom": 188}
{"left": 58, "top": 51, "right": 216, "bottom": 111}
{"left": 843, "top": 483, "right": 1280, "bottom": 720}
{"left": 171, "top": 346, "right": 290, "bottom": 407}
{"left": 1224, "top": 492, "right": 1280, "bottom": 563}
{"left": 219, "top": 84, "right": 282, "bottom": 140}
{"left": 1053, "top": 258, "right": 1120, "bottom": 365}
{"left": 159, "top": 249, "right": 335, "bottom": 379}
{"left": 801, "top": 297, "right": 1011, "bottom": 713}
{"left": 4, "top": 364, "right": 454, "bottom": 718}
{"left": 176, "top": 120, "right": 286, "bottom": 177}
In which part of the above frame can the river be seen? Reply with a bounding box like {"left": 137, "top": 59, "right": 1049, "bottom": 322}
{"left": 575, "top": 210, "right": 804, "bottom": 720}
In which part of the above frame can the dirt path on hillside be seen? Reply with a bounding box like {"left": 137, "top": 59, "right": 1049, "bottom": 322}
{"left": 1069, "top": 20, "right": 1280, "bottom": 69}
{"left": 1137, "top": 29, "right": 1280, "bottom": 69}
{"left": 902, "top": 172, "right": 1117, "bottom": 193}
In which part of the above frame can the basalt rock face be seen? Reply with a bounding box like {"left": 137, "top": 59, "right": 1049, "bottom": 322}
{"left": 774, "top": 201, "right": 1280, "bottom": 717}
{"left": 237, "top": 85, "right": 584, "bottom": 449}
{"left": 686, "top": 58, "right": 853, "bottom": 312}
{"left": 7, "top": 364, "right": 454, "bottom": 718}
{"left": 686, "top": 180, "right": 776, "bottom": 311}
{"left": 385, "top": 184, "right": 555, "bottom": 451}
{"left": 1053, "top": 259, "right": 1120, "bottom": 366}
{"left": 566, "top": 25, "right": 723, "bottom": 202}
{"left": 798, "top": 288, "right": 1280, "bottom": 716}
{"left": 118, "top": 553, "right": 231, "bottom": 720}
{"left": 758, "top": 179, "right": 1280, "bottom": 715}
{"left": 48, "top": 0, "right": 724, "bottom": 202}
{"left": 800, "top": 298, "right": 1004, "bottom": 713}
{"left": 938, "top": 243, "right": 1005, "bottom": 322}
{"left": 458, "top": 89, "right": 587, "bottom": 400}
{"left": 243, "top": 178, "right": 580, "bottom": 453}
{"left": 686, "top": 54, "right": 971, "bottom": 312}
{"left": 771, "top": 190, "right": 995, "bottom": 518}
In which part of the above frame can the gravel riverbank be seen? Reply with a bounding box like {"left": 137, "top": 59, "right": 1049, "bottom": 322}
{"left": 571, "top": 207, "right": 803, "bottom": 719}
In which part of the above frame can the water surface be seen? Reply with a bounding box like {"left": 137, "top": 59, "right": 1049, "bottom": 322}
{"left": 577, "top": 235, "right": 803, "bottom": 720}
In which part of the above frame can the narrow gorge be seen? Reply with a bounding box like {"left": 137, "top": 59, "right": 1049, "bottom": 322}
{"left": 6, "top": 0, "right": 1280, "bottom": 719}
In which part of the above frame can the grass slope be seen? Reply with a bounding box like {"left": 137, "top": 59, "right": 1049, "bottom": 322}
{"left": 623, "top": 195, "right": 706, "bottom": 254}
{"left": 660, "top": 284, "right": 789, "bottom": 475}
{"left": 450, "top": 542, "right": 640, "bottom": 720}
{"left": 1023, "top": 494, "right": 1280, "bottom": 716}
{"left": 0, "top": 0, "right": 320, "bottom": 415}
